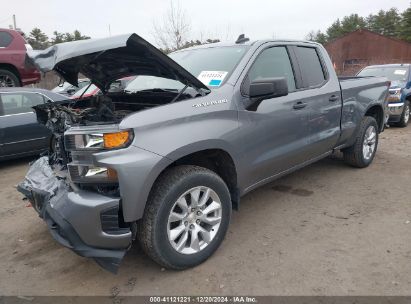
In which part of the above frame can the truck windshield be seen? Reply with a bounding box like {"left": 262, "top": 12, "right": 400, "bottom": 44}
{"left": 169, "top": 45, "right": 249, "bottom": 85}
{"left": 358, "top": 66, "right": 409, "bottom": 82}
{"left": 125, "top": 45, "right": 249, "bottom": 93}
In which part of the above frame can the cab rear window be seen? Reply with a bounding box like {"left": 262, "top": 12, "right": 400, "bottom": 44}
{"left": 295, "top": 46, "right": 326, "bottom": 88}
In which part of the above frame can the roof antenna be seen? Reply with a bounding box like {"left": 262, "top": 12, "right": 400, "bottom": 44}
{"left": 235, "top": 34, "right": 249, "bottom": 44}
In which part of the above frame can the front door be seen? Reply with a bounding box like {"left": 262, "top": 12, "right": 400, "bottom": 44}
{"left": 0, "top": 92, "right": 50, "bottom": 158}
{"left": 237, "top": 46, "right": 311, "bottom": 189}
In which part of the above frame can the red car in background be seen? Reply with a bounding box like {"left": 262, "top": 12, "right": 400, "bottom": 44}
{"left": 0, "top": 28, "right": 40, "bottom": 87}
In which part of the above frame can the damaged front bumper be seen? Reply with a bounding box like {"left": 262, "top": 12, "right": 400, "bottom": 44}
{"left": 17, "top": 157, "right": 132, "bottom": 273}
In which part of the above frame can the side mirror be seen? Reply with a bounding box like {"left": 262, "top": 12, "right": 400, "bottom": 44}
{"left": 249, "top": 77, "right": 289, "bottom": 99}
{"left": 246, "top": 77, "right": 289, "bottom": 111}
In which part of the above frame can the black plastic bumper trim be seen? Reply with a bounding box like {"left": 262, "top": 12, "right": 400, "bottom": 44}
{"left": 43, "top": 204, "right": 126, "bottom": 274}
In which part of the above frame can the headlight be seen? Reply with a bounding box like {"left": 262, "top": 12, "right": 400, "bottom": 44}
{"left": 65, "top": 130, "right": 133, "bottom": 151}
{"left": 103, "top": 131, "right": 131, "bottom": 149}
{"left": 69, "top": 165, "right": 118, "bottom": 183}
{"left": 387, "top": 88, "right": 402, "bottom": 101}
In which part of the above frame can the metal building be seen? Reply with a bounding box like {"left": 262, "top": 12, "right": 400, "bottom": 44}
{"left": 324, "top": 29, "right": 411, "bottom": 75}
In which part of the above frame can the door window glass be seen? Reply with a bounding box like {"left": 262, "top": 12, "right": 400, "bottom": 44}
{"left": 295, "top": 47, "right": 326, "bottom": 88}
{"left": 0, "top": 93, "right": 45, "bottom": 115}
{"left": 247, "top": 47, "right": 296, "bottom": 92}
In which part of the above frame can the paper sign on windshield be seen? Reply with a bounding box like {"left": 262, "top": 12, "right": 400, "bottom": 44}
{"left": 198, "top": 71, "right": 228, "bottom": 87}
{"left": 394, "top": 69, "right": 407, "bottom": 75}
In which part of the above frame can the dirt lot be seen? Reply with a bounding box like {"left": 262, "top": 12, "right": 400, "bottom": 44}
{"left": 0, "top": 127, "right": 410, "bottom": 296}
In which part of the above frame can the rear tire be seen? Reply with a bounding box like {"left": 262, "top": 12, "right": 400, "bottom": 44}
{"left": 0, "top": 68, "right": 21, "bottom": 87}
{"left": 137, "top": 165, "right": 231, "bottom": 269}
{"left": 343, "top": 116, "right": 379, "bottom": 168}
{"left": 395, "top": 100, "right": 410, "bottom": 128}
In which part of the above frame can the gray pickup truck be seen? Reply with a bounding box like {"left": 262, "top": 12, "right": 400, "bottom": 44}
{"left": 18, "top": 33, "right": 389, "bottom": 273}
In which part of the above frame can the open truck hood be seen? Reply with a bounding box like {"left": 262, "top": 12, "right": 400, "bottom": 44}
{"left": 26, "top": 33, "right": 209, "bottom": 93}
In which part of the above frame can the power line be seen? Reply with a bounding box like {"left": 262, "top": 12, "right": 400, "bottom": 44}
{"left": 0, "top": 16, "right": 11, "bottom": 25}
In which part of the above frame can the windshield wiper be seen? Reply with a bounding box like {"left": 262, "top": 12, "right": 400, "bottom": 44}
{"left": 124, "top": 87, "right": 191, "bottom": 103}
{"left": 126, "top": 88, "right": 180, "bottom": 94}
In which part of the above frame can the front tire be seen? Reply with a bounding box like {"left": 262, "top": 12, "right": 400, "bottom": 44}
{"left": 343, "top": 116, "right": 379, "bottom": 168}
{"left": 137, "top": 165, "right": 231, "bottom": 269}
{"left": 396, "top": 100, "right": 410, "bottom": 128}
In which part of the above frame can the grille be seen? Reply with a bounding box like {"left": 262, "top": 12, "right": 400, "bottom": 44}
{"left": 100, "top": 206, "right": 130, "bottom": 235}
{"left": 64, "top": 134, "right": 77, "bottom": 151}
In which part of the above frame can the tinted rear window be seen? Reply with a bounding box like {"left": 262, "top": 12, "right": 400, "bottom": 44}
{"left": 295, "top": 47, "right": 325, "bottom": 88}
{"left": 0, "top": 32, "right": 13, "bottom": 48}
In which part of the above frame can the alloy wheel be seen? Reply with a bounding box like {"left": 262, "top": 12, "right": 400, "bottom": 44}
{"left": 167, "top": 186, "right": 222, "bottom": 255}
{"left": 404, "top": 104, "right": 410, "bottom": 124}
{"left": 0, "top": 74, "right": 17, "bottom": 87}
{"left": 362, "top": 125, "right": 376, "bottom": 160}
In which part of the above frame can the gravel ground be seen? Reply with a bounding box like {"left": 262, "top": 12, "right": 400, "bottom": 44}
{"left": 0, "top": 127, "right": 410, "bottom": 296}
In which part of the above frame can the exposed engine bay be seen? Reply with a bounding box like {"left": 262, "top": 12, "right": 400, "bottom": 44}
{"left": 36, "top": 89, "right": 196, "bottom": 131}
{"left": 34, "top": 89, "right": 196, "bottom": 168}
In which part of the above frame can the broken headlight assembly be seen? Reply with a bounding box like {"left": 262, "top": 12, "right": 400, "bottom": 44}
{"left": 387, "top": 88, "right": 402, "bottom": 102}
{"left": 65, "top": 130, "right": 134, "bottom": 151}
{"left": 64, "top": 129, "right": 134, "bottom": 184}
{"left": 68, "top": 165, "right": 118, "bottom": 184}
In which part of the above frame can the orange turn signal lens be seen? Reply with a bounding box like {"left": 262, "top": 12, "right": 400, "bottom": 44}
{"left": 103, "top": 131, "right": 131, "bottom": 149}
{"left": 107, "top": 168, "right": 118, "bottom": 179}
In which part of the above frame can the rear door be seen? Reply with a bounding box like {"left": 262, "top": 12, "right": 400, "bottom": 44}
{"left": 0, "top": 92, "right": 50, "bottom": 158}
{"left": 291, "top": 45, "right": 342, "bottom": 158}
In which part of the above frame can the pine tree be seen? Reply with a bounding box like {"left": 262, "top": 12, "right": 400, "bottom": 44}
{"left": 305, "top": 4, "right": 411, "bottom": 44}
{"left": 306, "top": 30, "right": 327, "bottom": 45}
{"left": 383, "top": 8, "right": 401, "bottom": 36}
{"left": 326, "top": 19, "right": 344, "bottom": 41}
{"left": 367, "top": 8, "right": 400, "bottom": 37}
{"left": 340, "top": 14, "right": 367, "bottom": 33}
{"left": 73, "top": 30, "right": 90, "bottom": 41}
{"left": 51, "top": 31, "right": 65, "bottom": 44}
{"left": 27, "top": 28, "right": 49, "bottom": 50}
{"left": 399, "top": 6, "right": 411, "bottom": 42}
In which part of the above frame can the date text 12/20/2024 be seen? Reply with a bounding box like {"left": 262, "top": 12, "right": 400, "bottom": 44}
{"left": 149, "top": 296, "right": 257, "bottom": 303}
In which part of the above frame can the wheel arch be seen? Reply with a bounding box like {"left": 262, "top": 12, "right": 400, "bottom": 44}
{"left": 152, "top": 146, "right": 240, "bottom": 211}
{"left": 364, "top": 104, "right": 384, "bottom": 132}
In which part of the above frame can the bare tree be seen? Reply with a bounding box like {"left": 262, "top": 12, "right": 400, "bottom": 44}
{"left": 153, "top": 0, "right": 191, "bottom": 52}
{"left": 221, "top": 24, "right": 235, "bottom": 42}
{"left": 200, "top": 24, "right": 235, "bottom": 43}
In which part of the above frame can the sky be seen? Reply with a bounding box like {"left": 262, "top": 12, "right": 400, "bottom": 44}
{"left": 1, "top": 0, "right": 410, "bottom": 46}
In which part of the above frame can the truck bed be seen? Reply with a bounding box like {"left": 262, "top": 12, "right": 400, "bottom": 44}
{"left": 337, "top": 75, "right": 389, "bottom": 147}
